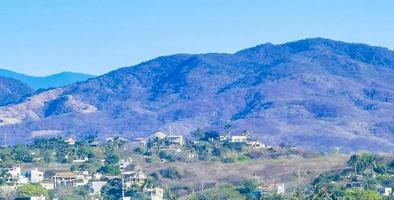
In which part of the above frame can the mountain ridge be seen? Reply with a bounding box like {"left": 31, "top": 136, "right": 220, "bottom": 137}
{"left": 2, "top": 38, "right": 394, "bottom": 152}
{"left": 0, "top": 69, "right": 95, "bottom": 89}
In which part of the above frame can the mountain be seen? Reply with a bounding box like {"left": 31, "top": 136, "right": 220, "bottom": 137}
{"left": 2, "top": 38, "right": 394, "bottom": 152}
{"left": 0, "top": 69, "right": 95, "bottom": 89}
{"left": 0, "top": 76, "right": 33, "bottom": 106}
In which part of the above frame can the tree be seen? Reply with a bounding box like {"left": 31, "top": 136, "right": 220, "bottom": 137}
{"left": 17, "top": 183, "right": 48, "bottom": 198}
{"left": 159, "top": 167, "right": 183, "bottom": 180}
{"left": 11, "top": 145, "right": 34, "bottom": 163}
{"left": 343, "top": 188, "right": 382, "bottom": 200}
{"left": 237, "top": 178, "right": 260, "bottom": 200}
{"left": 105, "top": 153, "right": 120, "bottom": 164}
{"left": 347, "top": 153, "right": 384, "bottom": 175}
{"left": 97, "top": 164, "right": 121, "bottom": 175}
{"left": 101, "top": 178, "right": 123, "bottom": 200}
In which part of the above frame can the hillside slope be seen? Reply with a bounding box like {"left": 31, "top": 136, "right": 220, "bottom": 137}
{"left": 0, "top": 69, "right": 95, "bottom": 89}
{"left": 0, "top": 76, "right": 32, "bottom": 106}
{"left": 2, "top": 38, "right": 394, "bottom": 152}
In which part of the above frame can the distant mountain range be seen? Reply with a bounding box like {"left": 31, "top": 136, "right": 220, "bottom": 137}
{"left": 2, "top": 38, "right": 394, "bottom": 152}
{"left": 0, "top": 69, "right": 95, "bottom": 89}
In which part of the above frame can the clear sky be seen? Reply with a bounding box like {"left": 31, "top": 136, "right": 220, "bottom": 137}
{"left": 0, "top": 0, "right": 393, "bottom": 76}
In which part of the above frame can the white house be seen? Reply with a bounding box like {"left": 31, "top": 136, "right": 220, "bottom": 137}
{"left": 88, "top": 181, "right": 107, "bottom": 195}
{"left": 28, "top": 168, "right": 44, "bottom": 183}
{"left": 166, "top": 135, "right": 185, "bottom": 145}
{"left": 230, "top": 135, "right": 248, "bottom": 143}
{"left": 64, "top": 138, "right": 76, "bottom": 145}
{"left": 146, "top": 187, "right": 164, "bottom": 200}
{"left": 7, "top": 166, "right": 21, "bottom": 179}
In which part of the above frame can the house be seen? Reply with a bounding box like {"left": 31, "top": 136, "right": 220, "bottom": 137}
{"left": 219, "top": 135, "right": 229, "bottom": 141}
{"left": 379, "top": 187, "right": 392, "bottom": 196}
{"left": 88, "top": 181, "right": 107, "bottom": 195}
{"left": 72, "top": 157, "right": 89, "bottom": 163}
{"left": 74, "top": 172, "right": 90, "bottom": 186}
{"left": 92, "top": 172, "right": 102, "bottom": 180}
{"left": 123, "top": 169, "right": 147, "bottom": 187}
{"left": 146, "top": 187, "right": 164, "bottom": 200}
{"left": 7, "top": 166, "right": 21, "bottom": 179}
{"left": 119, "top": 157, "right": 133, "bottom": 171}
{"left": 64, "top": 138, "right": 76, "bottom": 145}
{"left": 277, "top": 184, "right": 285, "bottom": 194}
{"left": 6, "top": 166, "right": 28, "bottom": 184}
{"left": 53, "top": 172, "right": 77, "bottom": 187}
{"left": 259, "top": 183, "right": 285, "bottom": 194}
{"left": 166, "top": 135, "right": 185, "bottom": 145}
{"left": 247, "top": 140, "right": 266, "bottom": 149}
{"left": 27, "top": 168, "right": 44, "bottom": 183}
{"left": 230, "top": 135, "right": 248, "bottom": 143}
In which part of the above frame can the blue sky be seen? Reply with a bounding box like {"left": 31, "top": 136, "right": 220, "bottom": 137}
{"left": 0, "top": 0, "right": 393, "bottom": 76}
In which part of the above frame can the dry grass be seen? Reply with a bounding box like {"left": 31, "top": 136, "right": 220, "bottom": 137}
{"left": 143, "top": 154, "right": 349, "bottom": 191}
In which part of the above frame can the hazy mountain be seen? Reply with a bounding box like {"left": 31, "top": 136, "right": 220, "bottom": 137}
{"left": 0, "top": 76, "right": 33, "bottom": 106}
{"left": 0, "top": 69, "right": 95, "bottom": 89}
{"left": 2, "top": 38, "right": 394, "bottom": 152}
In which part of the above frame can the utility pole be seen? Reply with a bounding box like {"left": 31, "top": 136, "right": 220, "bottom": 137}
{"left": 3, "top": 132, "right": 7, "bottom": 147}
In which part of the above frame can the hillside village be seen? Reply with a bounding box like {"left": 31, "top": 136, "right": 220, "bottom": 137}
{"left": 1, "top": 128, "right": 394, "bottom": 199}
{"left": 0, "top": 128, "right": 298, "bottom": 200}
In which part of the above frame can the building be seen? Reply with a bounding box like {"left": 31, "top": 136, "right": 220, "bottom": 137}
{"left": 379, "top": 187, "right": 393, "bottom": 196}
{"left": 166, "top": 135, "right": 185, "bottom": 145}
{"left": 219, "top": 135, "right": 229, "bottom": 141}
{"left": 53, "top": 172, "right": 77, "bottom": 187}
{"left": 88, "top": 181, "right": 107, "bottom": 195}
{"left": 64, "top": 138, "right": 76, "bottom": 145}
{"left": 247, "top": 140, "right": 266, "bottom": 149}
{"left": 6, "top": 166, "right": 28, "bottom": 184}
{"left": 27, "top": 168, "right": 44, "bottom": 183}
{"left": 119, "top": 157, "right": 133, "bottom": 171}
{"left": 123, "top": 169, "right": 147, "bottom": 188}
{"left": 146, "top": 187, "right": 164, "bottom": 200}
{"left": 7, "top": 166, "right": 21, "bottom": 179}
{"left": 72, "top": 157, "right": 89, "bottom": 163}
{"left": 259, "top": 183, "right": 285, "bottom": 194}
{"left": 230, "top": 135, "right": 248, "bottom": 143}
{"left": 74, "top": 172, "right": 90, "bottom": 187}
